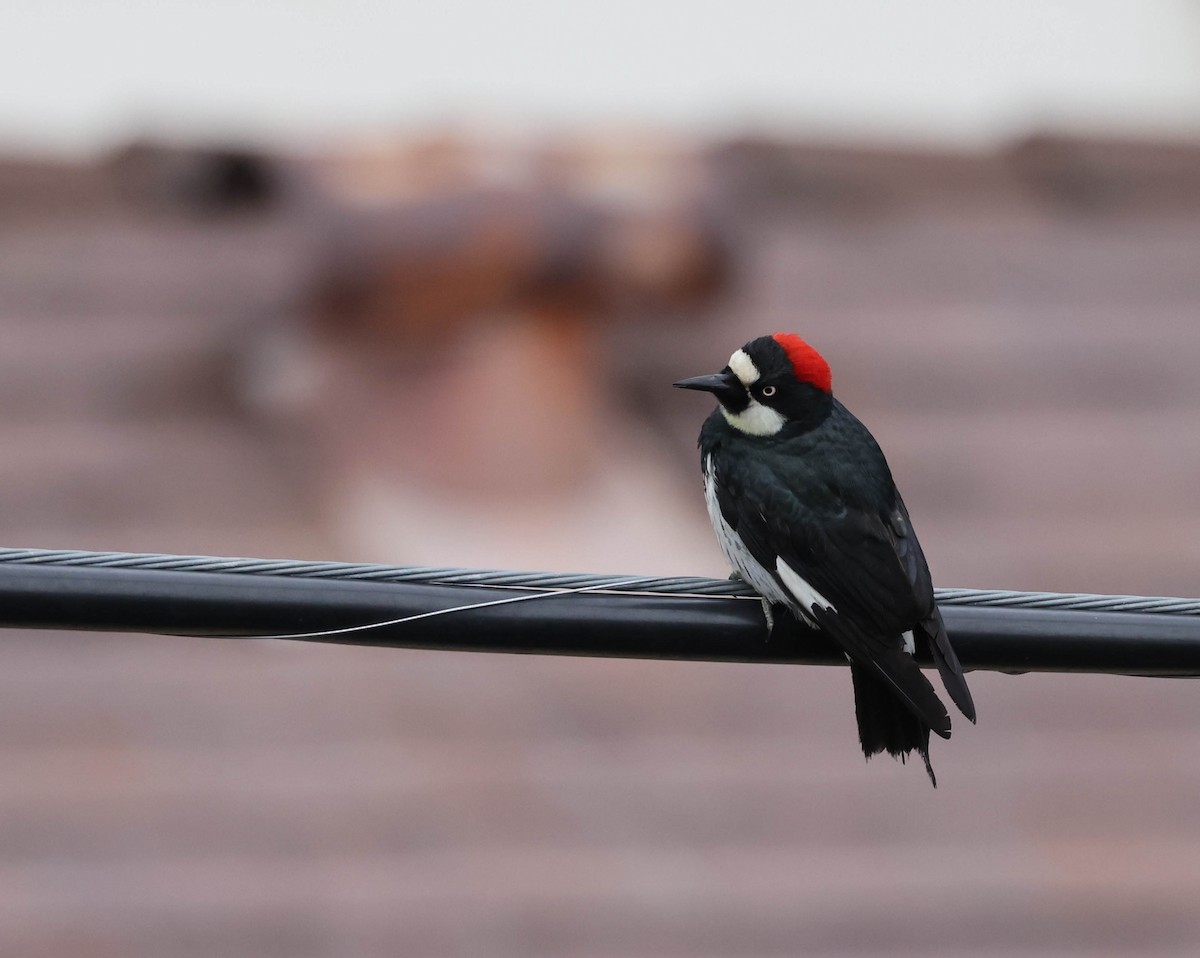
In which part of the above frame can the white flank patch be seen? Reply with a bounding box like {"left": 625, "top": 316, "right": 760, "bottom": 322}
{"left": 720, "top": 400, "right": 786, "bottom": 436}
{"left": 776, "top": 558, "right": 837, "bottom": 615}
{"left": 703, "top": 457, "right": 791, "bottom": 612}
{"left": 728, "top": 348, "right": 760, "bottom": 386}
{"left": 902, "top": 629, "right": 915, "bottom": 655}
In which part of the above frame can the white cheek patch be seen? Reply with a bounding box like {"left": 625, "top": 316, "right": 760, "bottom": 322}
{"left": 776, "top": 558, "right": 837, "bottom": 615}
{"left": 728, "top": 349, "right": 760, "bottom": 386}
{"left": 721, "top": 398, "right": 786, "bottom": 436}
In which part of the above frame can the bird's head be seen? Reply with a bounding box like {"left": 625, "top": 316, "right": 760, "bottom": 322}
{"left": 674, "top": 333, "right": 833, "bottom": 436}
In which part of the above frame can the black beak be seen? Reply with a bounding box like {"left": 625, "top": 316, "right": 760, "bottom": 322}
{"left": 673, "top": 369, "right": 743, "bottom": 404}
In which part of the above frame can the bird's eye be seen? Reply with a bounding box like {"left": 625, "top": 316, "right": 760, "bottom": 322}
{"left": 761, "top": 385, "right": 777, "bottom": 397}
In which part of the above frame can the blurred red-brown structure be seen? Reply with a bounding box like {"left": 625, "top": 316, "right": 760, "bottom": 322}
{"left": 1, "top": 129, "right": 1199, "bottom": 956}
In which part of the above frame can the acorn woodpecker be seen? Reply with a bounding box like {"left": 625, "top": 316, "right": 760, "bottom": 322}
{"left": 674, "top": 333, "right": 975, "bottom": 784}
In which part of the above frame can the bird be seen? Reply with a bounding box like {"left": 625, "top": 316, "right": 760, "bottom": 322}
{"left": 674, "top": 332, "right": 974, "bottom": 784}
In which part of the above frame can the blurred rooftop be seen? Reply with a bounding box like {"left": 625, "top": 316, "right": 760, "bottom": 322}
{"left": 1, "top": 129, "right": 1199, "bottom": 955}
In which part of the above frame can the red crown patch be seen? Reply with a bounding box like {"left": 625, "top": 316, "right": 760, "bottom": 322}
{"left": 773, "top": 333, "right": 831, "bottom": 393}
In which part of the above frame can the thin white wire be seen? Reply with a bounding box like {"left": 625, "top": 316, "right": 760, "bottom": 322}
{"left": 249, "top": 577, "right": 658, "bottom": 640}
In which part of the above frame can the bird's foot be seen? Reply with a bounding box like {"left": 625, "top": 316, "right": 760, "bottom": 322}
{"left": 726, "top": 570, "right": 773, "bottom": 635}
{"left": 761, "top": 597, "right": 775, "bottom": 635}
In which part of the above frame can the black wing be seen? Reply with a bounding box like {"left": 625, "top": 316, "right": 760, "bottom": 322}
{"left": 894, "top": 494, "right": 976, "bottom": 723}
{"left": 716, "top": 454, "right": 953, "bottom": 737}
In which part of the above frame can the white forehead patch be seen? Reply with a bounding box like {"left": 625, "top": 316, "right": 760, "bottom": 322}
{"left": 728, "top": 349, "right": 760, "bottom": 386}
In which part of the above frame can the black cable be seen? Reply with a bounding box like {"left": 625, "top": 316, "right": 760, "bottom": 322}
{"left": 0, "top": 547, "right": 1196, "bottom": 677}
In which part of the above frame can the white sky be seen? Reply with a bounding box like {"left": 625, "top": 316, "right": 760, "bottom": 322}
{"left": 4, "top": 0, "right": 1200, "bottom": 155}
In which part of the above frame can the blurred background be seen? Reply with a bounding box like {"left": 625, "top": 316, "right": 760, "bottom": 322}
{"left": 3, "top": 2, "right": 1200, "bottom": 955}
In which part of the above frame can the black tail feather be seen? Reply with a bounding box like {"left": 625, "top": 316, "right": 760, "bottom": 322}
{"left": 850, "top": 662, "right": 937, "bottom": 786}
{"left": 920, "top": 607, "right": 976, "bottom": 724}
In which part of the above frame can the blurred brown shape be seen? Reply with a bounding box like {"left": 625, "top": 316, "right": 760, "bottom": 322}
{"left": 0, "top": 156, "right": 117, "bottom": 219}
{"left": 108, "top": 140, "right": 283, "bottom": 215}
{"left": 291, "top": 134, "right": 729, "bottom": 503}
{"left": 711, "top": 137, "right": 1023, "bottom": 218}
{"left": 1006, "top": 133, "right": 1200, "bottom": 214}
{"left": 308, "top": 188, "right": 727, "bottom": 346}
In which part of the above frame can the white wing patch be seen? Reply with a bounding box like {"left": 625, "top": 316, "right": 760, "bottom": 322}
{"left": 776, "top": 558, "right": 837, "bottom": 616}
